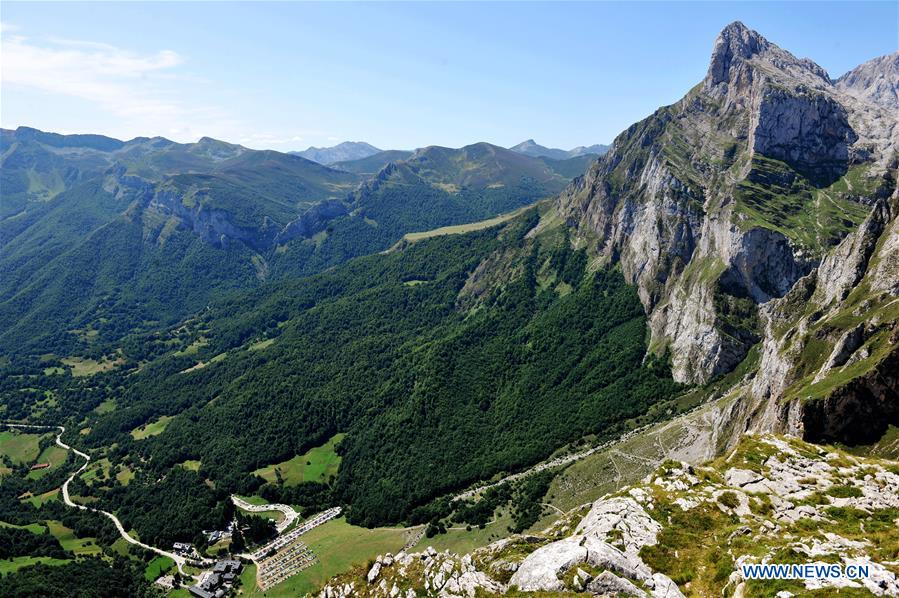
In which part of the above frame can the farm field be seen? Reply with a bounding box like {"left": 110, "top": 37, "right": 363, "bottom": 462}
{"left": 130, "top": 415, "right": 174, "bottom": 440}
{"left": 22, "top": 488, "right": 60, "bottom": 508}
{"left": 81, "top": 458, "right": 112, "bottom": 485}
{"left": 253, "top": 433, "right": 345, "bottom": 486}
{"left": 0, "top": 520, "right": 47, "bottom": 534}
{"left": 46, "top": 520, "right": 102, "bottom": 556}
{"left": 0, "top": 430, "right": 45, "bottom": 464}
{"left": 61, "top": 356, "right": 124, "bottom": 377}
{"left": 144, "top": 556, "right": 175, "bottom": 581}
{"left": 0, "top": 556, "right": 70, "bottom": 575}
{"left": 25, "top": 445, "right": 69, "bottom": 479}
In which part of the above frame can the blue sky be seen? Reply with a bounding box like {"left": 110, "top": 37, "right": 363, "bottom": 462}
{"left": 2, "top": 2, "right": 896, "bottom": 151}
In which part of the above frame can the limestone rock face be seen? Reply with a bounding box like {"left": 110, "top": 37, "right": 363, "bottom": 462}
{"left": 814, "top": 199, "right": 892, "bottom": 305}
{"left": 835, "top": 52, "right": 899, "bottom": 110}
{"left": 747, "top": 194, "right": 898, "bottom": 439}
{"left": 276, "top": 200, "right": 349, "bottom": 245}
{"left": 818, "top": 324, "right": 865, "bottom": 374}
{"left": 706, "top": 21, "right": 772, "bottom": 87}
{"left": 719, "top": 226, "right": 810, "bottom": 303}
{"left": 552, "top": 21, "right": 898, "bottom": 384}
{"left": 749, "top": 85, "right": 856, "bottom": 184}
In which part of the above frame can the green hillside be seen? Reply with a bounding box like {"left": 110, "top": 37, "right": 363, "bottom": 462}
{"left": 1, "top": 132, "right": 590, "bottom": 359}
{"left": 7, "top": 208, "right": 675, "bottom": 544}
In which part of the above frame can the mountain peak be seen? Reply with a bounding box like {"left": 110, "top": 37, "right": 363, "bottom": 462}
{"left": 836, "top": 52, "right": 899, "bottom": 109}
{"left": 291, "top": 141, "right": 381, "bottom": 165}
{"left": 707, "top": 21, "right": 769, "bottom": 85}
{"left": 706, "top": 21, "right": 831, "bottom": 91}
{"left": 509, "top": 139, "right": 609, "bottom": 160}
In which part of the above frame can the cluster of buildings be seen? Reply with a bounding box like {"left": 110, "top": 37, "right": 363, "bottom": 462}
{"left": 203, "top": 521, "right": 236, "bottom": 544}
{"left": 188, "top": 560, "right": 243, "bottom": 598}
{"left": 172, "top": 542, "right": 197, "bottom": 558}
{"left": 175, "top": 506, "right": 341, "bottom": 595}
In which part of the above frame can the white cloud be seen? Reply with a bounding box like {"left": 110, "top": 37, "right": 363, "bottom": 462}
{"left": 0, "top": 27, "right": 331, "bottom": 149}
{"left": 2, "top": 31, "right": 184, "bottom": 120}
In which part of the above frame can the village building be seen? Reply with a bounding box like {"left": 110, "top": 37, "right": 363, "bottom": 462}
{"left": 188, "top": 560, "right": 243, "bottom": 598}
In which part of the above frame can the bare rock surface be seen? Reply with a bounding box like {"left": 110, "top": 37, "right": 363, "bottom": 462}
{"left": 316, "top": 435, "right": 898, "bottom": 597}
{"left": 547, "top": 21, "right": 897, "bottom": 384}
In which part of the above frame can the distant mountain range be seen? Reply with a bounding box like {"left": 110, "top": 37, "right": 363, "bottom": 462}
{"left": 291, "top": 141, "right": 382, "bottom": 165}
{"left": 509, "top": 139, "right": 610, "bottom": 160}
{"left": 292, "top": 139, "right": 610, "bottom": 167}
{"left": 0, "top": 128, "right": 594, "bottom": 355}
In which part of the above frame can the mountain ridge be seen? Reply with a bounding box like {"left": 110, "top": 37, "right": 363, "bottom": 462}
{"left": 291, "top": 141, "right": 382, "bottom": 165}
{"left": 510, "top": 138, "right": 609, "bottom": 160}
{"left": 0, "top": 133, "right": 593, "bottom": 356}
{"left": 544, "top": 20, "right": 897, "bottom": 385}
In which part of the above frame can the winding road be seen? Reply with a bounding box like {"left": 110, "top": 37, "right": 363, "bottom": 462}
{"left": 1, "top": 422, "right": 206, "bottom": 577}
{"left": 231, "top": 495, "right": 300, "bottom": 533}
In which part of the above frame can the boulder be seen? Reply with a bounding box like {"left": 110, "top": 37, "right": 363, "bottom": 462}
{"left": 508, "top": 537, "right": 587, "bottom": 592}
{"left": 576, "top": 497, "right": 662, "bottom": 555}
{"left": 583, "top": 535, "right": 653, "bottom": 581}
{"left": 367, "top": 561, "right": 382, "bottom": 584}
{"left": 587, "top": 570, "right": 646, "bottom": 596}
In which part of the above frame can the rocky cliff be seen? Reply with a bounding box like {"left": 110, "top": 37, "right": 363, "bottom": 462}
{"left": 748, "top": 195, "right": 899, "bottom": 445}
{"left": 550, "top": 22, "right": 897, "bottom": 384}
{"left": 836, "top": 52, "right": 899, "bottom": 111}
{"left": 101, "top": 161, "right": 356, "bottom": 253}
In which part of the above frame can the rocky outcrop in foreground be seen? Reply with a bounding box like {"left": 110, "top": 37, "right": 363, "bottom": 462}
{"left": 317, "top": 435, "right": 899, "bottom": 597}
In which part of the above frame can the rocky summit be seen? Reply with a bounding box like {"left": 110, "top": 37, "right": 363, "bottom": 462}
{"left": 551, "top": 21, "right": 897, "bottom": 385}
{"left": 318, "top": 435, "right": 899, "bottom": 597}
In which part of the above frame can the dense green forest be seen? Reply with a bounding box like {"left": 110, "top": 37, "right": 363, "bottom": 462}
{"left": 1, "top": 208, "right": 681, "bottom": 541}
{"left": 0, "top": 132, "right": 675, "bottom": 542}
{"left": 0, "top": 558, "right": 154, "bottom": 597}
{"left": 1, "top": 131, "right": 585, "bottom": 358}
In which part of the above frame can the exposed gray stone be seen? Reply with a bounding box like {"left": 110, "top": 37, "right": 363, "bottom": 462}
{"left": 587, "top": 570, "right": 646, "bottom": 596}
{"left": 507, "top": 537, "right": 586, "bottom": 592}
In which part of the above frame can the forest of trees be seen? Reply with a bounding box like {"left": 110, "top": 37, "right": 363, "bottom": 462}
{"left": 0, "top": 558, "right": 154, "bottom": 597}
{"left": 10, "top": 209, "right": 683, "bottom": 539}
{"left": 0, "top": 527, "right": 68, "bottom": 560}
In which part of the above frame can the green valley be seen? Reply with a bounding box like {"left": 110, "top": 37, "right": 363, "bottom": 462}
{"left": 1, "top": 10, "right": 897, "bottom": 598}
